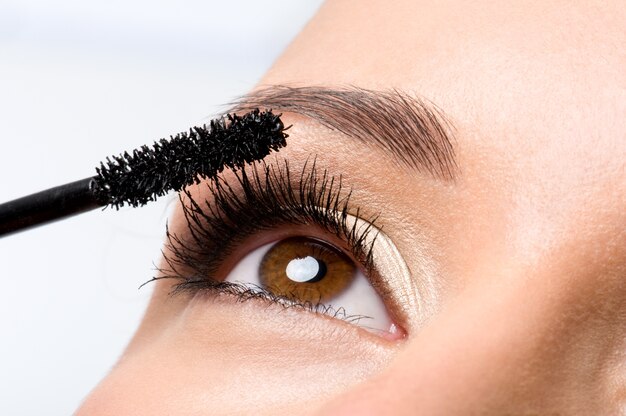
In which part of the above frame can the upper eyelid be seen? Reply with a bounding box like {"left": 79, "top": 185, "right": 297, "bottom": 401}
{"left": 152, "top": 158, "right": 381, "bottom": 290}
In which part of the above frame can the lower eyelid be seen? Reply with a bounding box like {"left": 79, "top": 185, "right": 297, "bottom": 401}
{"left": 181, "top": 281, "right": 407, "bottom": 346}
{"left": 184, "top": 288, "right": 404, "bottom": 349}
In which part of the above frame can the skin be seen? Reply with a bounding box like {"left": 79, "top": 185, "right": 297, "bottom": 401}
{"left": 78, "top": 0, "right": 626, "bottom": 414}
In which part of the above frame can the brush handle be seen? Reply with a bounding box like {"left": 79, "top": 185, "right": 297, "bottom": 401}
{"left": 0, "top": 177, "right": 104, "bottom": 237}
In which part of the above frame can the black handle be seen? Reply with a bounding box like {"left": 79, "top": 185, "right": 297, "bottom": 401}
{"left": 0, "top": 177, "right": 103, "bottom": 237}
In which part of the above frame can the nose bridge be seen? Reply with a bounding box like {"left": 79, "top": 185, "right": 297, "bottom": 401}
{"left": 321, "top": 254, "right": 625, "bottom": 415}
{"left": 393, "top": 276, "right": 578, "bottom": 414}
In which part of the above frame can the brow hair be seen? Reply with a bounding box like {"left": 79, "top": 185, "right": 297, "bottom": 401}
{"left": 230, "top": 85, "right": 457, "bottom": 180}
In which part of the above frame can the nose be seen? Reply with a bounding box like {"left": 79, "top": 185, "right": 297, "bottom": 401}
{"left": 319, "top": 251, "right": 626, "bottom": 415}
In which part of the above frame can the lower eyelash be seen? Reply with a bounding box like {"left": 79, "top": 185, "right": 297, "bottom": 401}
{"left": 145, "top": 157, "right": 381, "bottom": 311}
{"left": 171, "top": 279, "right": 373, "bottom": 325}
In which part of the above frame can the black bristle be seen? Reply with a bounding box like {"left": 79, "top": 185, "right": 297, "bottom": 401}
{"left": 93, "top": 109, "right": 289, "bottom": 209}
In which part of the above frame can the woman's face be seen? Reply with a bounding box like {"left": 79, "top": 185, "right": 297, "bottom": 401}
{"left": 78, "top": 1, "right": 626, "bottom": 414}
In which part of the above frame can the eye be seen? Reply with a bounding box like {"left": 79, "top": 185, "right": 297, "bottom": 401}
{"left": 260, "top": 237, "right": 354, "bottom": 302}
{"left": 224, "top": 236, "right": 399, "bottom": 336}
{"left": 159, "top": 161, "right": 414, "bottom": 340}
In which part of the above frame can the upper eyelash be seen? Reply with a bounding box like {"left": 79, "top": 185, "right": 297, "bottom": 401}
{"left": 145, "top": 157, "right": 381, "bottom": 313}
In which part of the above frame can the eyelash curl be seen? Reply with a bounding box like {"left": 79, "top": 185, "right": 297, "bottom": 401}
{"left": 146, "top": 158, "right": 383, "bottom": 319}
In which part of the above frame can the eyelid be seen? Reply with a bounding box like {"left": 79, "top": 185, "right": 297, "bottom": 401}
{"left": 214, "top": 216, "right": 412, "bottom": 331}
{"left": 155, "top": 158, "right": 416, "bottom": 333}
{"left": 160, "top": 158, "right": 377, "bottom": 285}
{"left": 337, "top": 212, "right": 418, "bottom": 331}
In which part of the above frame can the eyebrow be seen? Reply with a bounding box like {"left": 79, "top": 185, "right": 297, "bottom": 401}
{"left": 230, "top": 85, "right": 457, "bottom": 180}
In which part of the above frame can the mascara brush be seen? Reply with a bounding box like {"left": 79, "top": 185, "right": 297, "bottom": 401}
{"left": 0, "top": 109, "right": 288, "bottom": 237}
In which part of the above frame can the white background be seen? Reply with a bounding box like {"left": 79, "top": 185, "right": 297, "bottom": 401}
{"left": 0, "top": 1, "right": 323, "bottom": 414}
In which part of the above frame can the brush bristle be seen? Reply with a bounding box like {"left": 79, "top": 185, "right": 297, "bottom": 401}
{"left": 93, "top": 109, "right": 288, "bottom": 208}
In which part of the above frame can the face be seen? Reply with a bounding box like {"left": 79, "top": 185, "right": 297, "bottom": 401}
{"left": 78, "top": 1, "right": 626, "bottom": 414}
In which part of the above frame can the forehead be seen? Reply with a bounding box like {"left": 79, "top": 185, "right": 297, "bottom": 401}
{"left": 264, "top": 1, "right": 625, "bottom": 168}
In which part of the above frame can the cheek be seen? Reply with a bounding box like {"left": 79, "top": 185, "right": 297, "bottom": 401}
{"left": 77, "top": 297, "right": 395, "bottom": 416}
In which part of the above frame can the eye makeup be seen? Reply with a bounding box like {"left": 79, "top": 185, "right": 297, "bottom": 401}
{"left": 152, "top": 158, "right": 414, "bottom": 338}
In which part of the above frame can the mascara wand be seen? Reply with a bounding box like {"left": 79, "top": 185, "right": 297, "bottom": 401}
{"left": 0, "top": 109, "right": 288, "bottom": 237}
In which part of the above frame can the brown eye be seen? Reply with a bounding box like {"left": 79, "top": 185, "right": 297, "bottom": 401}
{"left": 259, "top": 237, "right": 356, "bottom": 304}
{"left": 223, "top": 230, "right": 397, "bottom": 335}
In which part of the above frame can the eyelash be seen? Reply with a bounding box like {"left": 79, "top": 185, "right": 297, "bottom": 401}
{"left": 148, "top": 158, "right": 382, "bottom": 319}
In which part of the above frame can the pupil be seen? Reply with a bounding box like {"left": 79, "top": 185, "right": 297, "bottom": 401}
{"left": 285, "top": 256, "right": 327, "bottom": 283}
